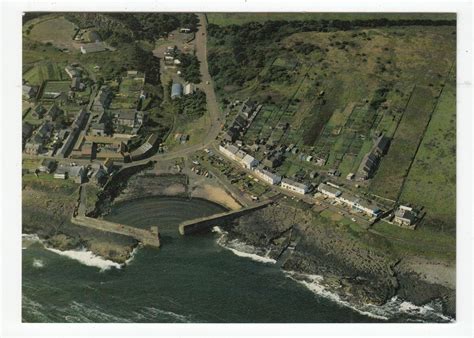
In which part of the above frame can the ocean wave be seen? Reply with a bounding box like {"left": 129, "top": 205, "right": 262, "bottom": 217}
{"left": 65, "top": 301, "right": 132, "bottom": 323}
{"left": 124, "top": 246, "right": 140, "bottom": 265}
{"left": 285, "top": 271, "right": 453, "bottom": 322}
{"left": 22, "top": 233, "right": 42, "bottom": 249}
{"left": 141, "top": 306, "right": 191, "bottom": 323}
{"left": 213, "top": 226, "right": 276, "bottom": 264}
{"left": 44, "top": 247, "right": 122, "bottom": 271}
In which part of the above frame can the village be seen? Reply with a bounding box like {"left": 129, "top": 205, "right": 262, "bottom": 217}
{"left": 22, "top": 13, "right": 428, "bottom": 242}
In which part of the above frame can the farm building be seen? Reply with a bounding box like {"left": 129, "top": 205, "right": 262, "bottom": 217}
{"left": 393, "top": 205, "right": 417, "bottom": 228}
{"left": 114, "top": 111, "right": 137, "bottom": 128}
{"left": 317, "top": 183, "right": 342, "bottom": 199}
{"left": 281, "top": 178, "right": 309, "bottom": 195}
{"left": 80, "top": 42, "right": 107, "bottom": 54}
{"left": 184, "top": 83, "right": 195, "bottom": 95}
{"left": 171, "top": 83, "right": 183, "bottom": 99}
{"left": 254, "top": 167, "right": 281, "bottom": 185}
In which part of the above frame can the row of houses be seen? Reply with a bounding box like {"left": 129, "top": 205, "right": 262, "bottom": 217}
{"left": 219, "top": 143, "right": 259, "bottom": 170}
{"left": 317, "top": 183, "right": 382, "bottom": 218}
{"left": 218, "top": 143, "right": 310, "bottom": 195}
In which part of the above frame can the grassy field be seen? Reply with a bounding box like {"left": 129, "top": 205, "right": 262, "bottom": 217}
{"left": 207, "top": 13, "right": 456, "bottom": 26}
{"left": 369, "top": 86, "right": 436, "bottom": 200}
{"left": 371, "top": 221, "right": 455, "bottom": 261}
{"left": 26, "top": 16, "right": 78, "bottom": 49}
{"left": 398, "top": 72, "right": 456, "bottom": 231}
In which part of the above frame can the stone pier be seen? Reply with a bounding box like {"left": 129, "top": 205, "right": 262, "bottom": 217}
{"left": 71, "top": 215, "right": 160, "bottom": 248}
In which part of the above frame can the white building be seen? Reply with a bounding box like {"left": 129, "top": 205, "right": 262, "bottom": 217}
{"left": 241, "top": 154, "right": 259, "bottom": 169}
{"left": 317, "top": 183, "right": 342, "bottom": 198}
{"left": 184, "top": 83, "right": 195, "bottom": 95}
{"left": 337, "top": 193, "right": 381, "bottom": 217}
{"left": 219, "top": 144, "right": 239, "bottom": 161}
{"left": 281, "top": 178, "right": 309, "bottom": 195}
{"left": 254, "top": 167, "right": 281, "bottom": 185}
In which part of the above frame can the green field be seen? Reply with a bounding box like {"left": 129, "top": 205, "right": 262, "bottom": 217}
{"left": 371, "top": 221, "right": 455, "bottom": 261}
{"left": 369, "top": 86, "right": 436, "bottom": 200}
{"left": 23, "top": 62, "right": 68, "bottom": 86}
{"left": 26, "top": 16, "right": 77, "bottom": 49}
{"left": 209, "top": 22, "right": 455, "bottom": 185}
{"left": 207, "top": 13, "right": 456, "bottom": 26}
{"left": 398, "top": 72, "right": 456, "bottom": 231}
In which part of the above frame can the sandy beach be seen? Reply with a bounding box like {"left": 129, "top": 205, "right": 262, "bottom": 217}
{"left": 191, "top": 183, "right": 242, "bottom": 210}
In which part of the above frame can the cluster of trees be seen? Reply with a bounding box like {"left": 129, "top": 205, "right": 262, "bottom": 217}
{"left": 207, "top": 17, "right": 455, "bottom": 92}
{"left": 179, "top": 53, "right": 201, "bottom": 84}
{"left": 65, "top": 13, "right": 199, "bottom": 45}
{"left": 82, "top": 43, "right": 161, "bottom": 85}
{"left": 177, "top": 90, "right": 206, "bottom": 119}
{"left": 369, "top": 86, "right": 390, "bottom": 111}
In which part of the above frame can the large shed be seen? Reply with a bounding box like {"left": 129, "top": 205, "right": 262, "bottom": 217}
{"left": 171, "top": 83, "right": 183, "bottom": 99}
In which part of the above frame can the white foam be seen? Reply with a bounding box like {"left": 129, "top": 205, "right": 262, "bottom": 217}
{"left": 124, "top": 246, "right": 140, "bottom": 265}
{"left": 285, "top": 271, "right": 454, "bottom": 322}
{"left": 214, "top": 228, "right": 276, "bottom": 264}
{"left": 45, "top": 247, "right": 122, "bottom": 271}
{"left": 285, "top": 271, "right": 389, "bottom": 320}
{"left": 32, "top": 259, "right": 44, "bottom": 268}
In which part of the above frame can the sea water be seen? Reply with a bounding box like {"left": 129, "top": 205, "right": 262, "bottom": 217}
{"left": 22, "top": 197, "right": 450, "bottom": 323}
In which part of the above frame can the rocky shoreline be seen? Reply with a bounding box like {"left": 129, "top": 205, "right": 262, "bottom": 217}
{"left": 218, "top": 201, "right": 455, "bottom": 319}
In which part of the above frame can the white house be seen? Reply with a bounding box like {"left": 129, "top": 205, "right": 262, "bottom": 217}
{"left": 254, "top": 167, "right": 281, "bottom": 185}
{"left": 281, "top": 178, "right": 309, "bottom": 195}
{"left": 337, "top": 193, "right": 381, "bottom": 217}
{"left": 241, "top": 154, "right": 258, "bottom": 169}
{"left": 219, "top": 144, "right": 239, "bottom": 161}
{"left": 317, "top": 183, "right": 342, "bottom": 199}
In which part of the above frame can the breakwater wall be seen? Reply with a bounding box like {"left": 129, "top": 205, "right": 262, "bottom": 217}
{"left": 72, "top": 215, "right": 160, "bottom": 248}
{"left": 178, "top": 200, "right": 272, "bottom": 235}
